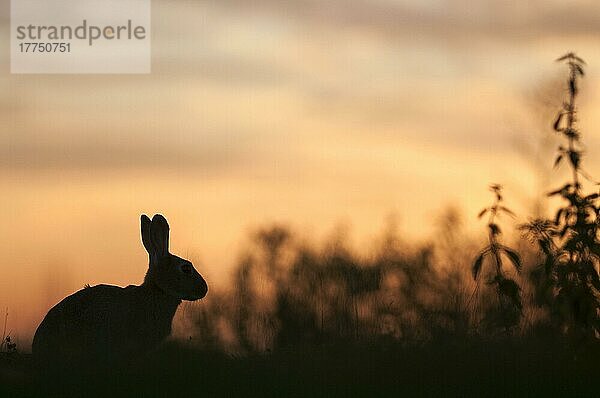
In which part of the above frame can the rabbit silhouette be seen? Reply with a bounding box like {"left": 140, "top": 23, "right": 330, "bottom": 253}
{"left": 32, "top": 214, "right": 208, "bottom": 369}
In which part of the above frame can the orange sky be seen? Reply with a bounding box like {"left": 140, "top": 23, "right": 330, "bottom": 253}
{"left": 2, "top": 0, "right": 600, "bottom": 347}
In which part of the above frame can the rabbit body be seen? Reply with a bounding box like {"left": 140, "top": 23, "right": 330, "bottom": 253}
{"left": 33, "top": 282, "right": 180, "bottom": 366}
{"left": 32, "top": 214, "right": 207, "bottom": 369}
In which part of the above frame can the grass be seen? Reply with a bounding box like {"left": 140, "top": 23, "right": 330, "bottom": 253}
{"left": 2, "top": 336, "right": 600, "bottom": 397}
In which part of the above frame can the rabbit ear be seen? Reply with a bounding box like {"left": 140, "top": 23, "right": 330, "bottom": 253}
{"left": 150, "top": 214, "right": 170, "bottom": 257}
{"left": 140, "top": 215, "right": 155, "bottom": 256}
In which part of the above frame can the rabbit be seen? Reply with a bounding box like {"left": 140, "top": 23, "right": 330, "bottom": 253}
{"left": 32, "top": 214, "right": 208, "bottom": 369}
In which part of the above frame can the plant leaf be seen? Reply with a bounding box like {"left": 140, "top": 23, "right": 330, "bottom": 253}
{"left": 499, "top": 206, "right": 516, "bottom": 217}
{"left": 548, "top": 184, "right": 571, "bottom": 197}
{"left": 472, "top": 251, "right": 486, "bottom": 280}
{"left": 553, "top": 113, "right": 564, "bottom": 131}
{"left": 502, "top": 246, "right": 522, "bottom": 273}
{"left": 554, "top": 154, "right": 563, "bottom": 169}
{"left": 569, "top": 150, "right": 580, "bottom": 169}
{"left": 556, "top": 53, "right": 573, "bottom": 62}
{"left": 554, "top": 208, "right": 565, "bottom": 225}
{"left": 497, "top": 278, "right": 522, "bottom": 310}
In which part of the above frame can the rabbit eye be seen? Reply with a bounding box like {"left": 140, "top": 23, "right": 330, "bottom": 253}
{"left": 181, "top": 263, "right": 192, "bottom": 275}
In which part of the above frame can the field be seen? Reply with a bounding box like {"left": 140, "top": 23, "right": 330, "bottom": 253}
{"left": 2, "top": 335, "right": 600, "bottom": 397}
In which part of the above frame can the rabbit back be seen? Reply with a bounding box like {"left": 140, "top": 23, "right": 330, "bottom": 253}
{"left": 33, "top": 283, "right": 180, "bottom": 367}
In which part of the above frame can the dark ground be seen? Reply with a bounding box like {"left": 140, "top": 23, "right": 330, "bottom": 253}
{"left": 2, "top": 336, "right": 600, "bottom": 398}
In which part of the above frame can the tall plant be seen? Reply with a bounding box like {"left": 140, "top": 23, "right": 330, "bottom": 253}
{"left": 522, "top": 53, "right": 600, "bottom": 338}
{"left": 472, "top": 184, "right": 522, "bottom": 328}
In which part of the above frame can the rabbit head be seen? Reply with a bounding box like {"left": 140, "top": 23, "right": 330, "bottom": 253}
{"left": 141, "top": 214, "right": 208, "bottom": 301}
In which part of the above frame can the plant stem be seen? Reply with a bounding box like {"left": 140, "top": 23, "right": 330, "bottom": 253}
{"left": 567, "top": 67, "right": 579, "bottom": 190}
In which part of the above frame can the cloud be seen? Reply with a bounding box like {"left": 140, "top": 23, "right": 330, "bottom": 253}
{"left": 197, "top": 0, "right": 600, "bottom": 43}
{"left": 2, "top": 0, "right": 599, "bottom": 173}
{"left": 0, "top": 141, "right": 248, "bottom": 171}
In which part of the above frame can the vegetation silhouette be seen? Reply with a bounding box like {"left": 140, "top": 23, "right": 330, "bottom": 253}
{"left": 472, "top": 184, "right": 522, "bottom": 331}
{"left": 521, "top": 53, "right": 600, "bottom": 340}
{"left": 3, "top": 54, "right": 600, "bottom": 397}
{"left": 0, "top": 308, "right": 17, "bottom": 354}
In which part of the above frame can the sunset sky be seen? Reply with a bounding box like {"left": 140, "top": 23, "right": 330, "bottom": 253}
{"left": 2, "top": 0, "right": 600, "bottom": 345}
